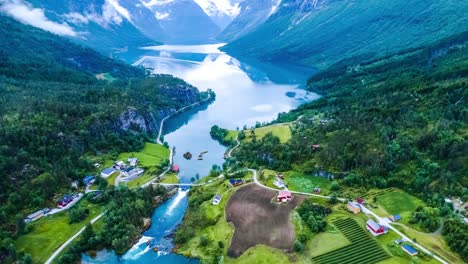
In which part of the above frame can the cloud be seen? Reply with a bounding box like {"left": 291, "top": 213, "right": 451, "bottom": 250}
{"left": 0, "top": 0, "right": 77, "bottom": 36}
{"left": 61, "top": 0, "right": 125, "bottom": 28}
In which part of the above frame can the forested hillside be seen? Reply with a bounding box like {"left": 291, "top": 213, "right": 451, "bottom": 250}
{"left": 222, "top": 0, "right": 468, "bottom": 69}
{"left": 233, "top": 34, "right": 468, "bottom": 259}
{"left": 0, "top": 15, "right": 208, "bottom": 262}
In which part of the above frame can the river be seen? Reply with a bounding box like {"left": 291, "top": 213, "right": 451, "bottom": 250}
{"left": 82, "top": 43, "right": 318, "bottom": 263}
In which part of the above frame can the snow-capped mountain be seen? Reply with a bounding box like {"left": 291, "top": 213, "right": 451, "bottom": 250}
{"left": 144, "top": 0, "right": 220, "bottom": 44}
{"left": 193, "top": 0, "right": 243, "bottom": 29}
{"left": 218, "top": 0, "right": 280, "bottom": 42}
{"left": 0, "top": 0, "right": 163, "bottom": 54}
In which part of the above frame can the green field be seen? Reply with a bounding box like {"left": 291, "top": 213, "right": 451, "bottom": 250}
{"left": 283, "top": 171, "right": 331, "bottom": 194}
{"left": 244, "top": 124, "right": 292, "bottom": 143}
{"left": 224, "top": 245, "right": 295, "bottom": 264}
{"left": 161, "top": 173, "right": 179, "bottom": 184}
{"left": 16, "top": 197, "right": 103, "bottom": 264}
{"left": 376, "top": 190, "right": 424, "bottom": 226}
{"left": 118, "top": 142, "right": 169, "bottom": 168}
{"left": 224, "top": 130, "right": 239, "bottom": 142}
{"left": 312, "top": 218, "right": 390, "bottom": 264}
{"left": 105, "top": 171, "right": 120, "bottom": 185}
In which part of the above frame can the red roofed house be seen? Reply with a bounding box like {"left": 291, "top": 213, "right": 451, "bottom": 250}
{"left": 172, "top": 165, "right": 180, "bottom": 173}
{"left": 357, "top": 197, "right": 364, "bottom": 204}
{"left": 277, "top": 190, "right": 292, "bottom": 202}
{"left": 366, "top": 219, "right": 387, "bottom": 236}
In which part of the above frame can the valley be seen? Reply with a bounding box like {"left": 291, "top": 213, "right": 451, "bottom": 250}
{"left": 0, "top": 1, "right": 466, "bottom": 264}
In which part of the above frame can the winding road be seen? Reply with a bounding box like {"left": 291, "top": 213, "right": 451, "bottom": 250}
{"left": 249, "top": 168, "right": 448, "bottom": 264}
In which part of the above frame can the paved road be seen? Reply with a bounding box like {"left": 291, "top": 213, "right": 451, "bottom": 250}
{"left": 44, "top": 212, "right": 105, "bottom": 264}
{"left": 45, "top": 193, "right": 84, "bottom": 217}
{"left": 249, "top": 168, "right": 447, "bottom": 264}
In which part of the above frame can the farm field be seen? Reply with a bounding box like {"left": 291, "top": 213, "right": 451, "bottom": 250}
{"left": 224, "top": 130, "right": 239, "bottom": 142}
{"left": 224, "top": 245, "right": 295, "bottom": 264}
{"left": 226, "top": 184, "right": 305, "bottom": 257}
{"left": 15, "top": 197, "right": 103, "bottom": 264}
{"left": 283, "top": 171, "right": 331, "bottom": 194}
{"left": 243, "top": 123, "right": 292, "bottom": 143}
{"left": 312, "top": 218, "right": 390, "bottom": 264}
{"left": 118, "top": 142, "right": 169, "bottom": 168}
{"left": 376, "top": 189, "right": 424, "bottom": 226}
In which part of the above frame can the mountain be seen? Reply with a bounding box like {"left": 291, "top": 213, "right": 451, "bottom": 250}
{"left": 222, "top": 0, "right": 468, "bottom": 69}
{"left": 218, "top": 0, "right": 280, "bottom": 42}
{"left": 0, "top": 14, "right": 210, "bottom": 262}
{"left": 193, "top": 0, "right": 243, "bottom": 30}
{"left": 0, "top": 0, "right": 164, "bottom": 55}
{"left": 144, "top": 0, "right": 221, "bottom": 44}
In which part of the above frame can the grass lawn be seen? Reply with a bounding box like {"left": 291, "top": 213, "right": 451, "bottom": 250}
{"left": 105, "top": 171, "right": 120, "bottom": 185}
{"left": 309, "top": 231, "right": 351, "bottom": 257}
{"left": 394, "top": 225, "right": 464, "bottom": 264}
{"left": 126, "top": 167, "right": 162, "bottom": 188}
{"left": 224, "top": 130, "right": 239, "bottom": 142}
{"left": 224, "top": 245, "right": 295, "bottom": 264}
{"left": 283, "top": 171, "right": 331, "bottom": 194}
{"left": 244, "top": 123, "right": 292, "bottom": 143}
{"left": 16, "top": 197, "right": 103, "bottom": 264}
{"left": 118, "top": 142, "right": 169, "bottom": 168}
{"left": 161, "top": 173, "right": 179, "bottom": 184}
{"left": 376, "top": 189, "right": 424, "bottom": 226}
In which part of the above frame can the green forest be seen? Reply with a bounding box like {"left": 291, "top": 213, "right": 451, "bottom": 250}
{"left": 0, "top": 15, "right": 207, "bottom": 263}
{"left": 232, "top": 35, "right": 468, "bottom": 260}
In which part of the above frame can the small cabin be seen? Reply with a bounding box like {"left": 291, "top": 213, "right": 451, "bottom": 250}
{"left": 347, "top": 201, "right": 361, "bottom": 214}
{"left": 229, "top": 179, "right": 244, "bottom": 187}
{"left": 212, "top": 195, "right": 222, "bottom": 205}
{"left": 83, "top": 175, "right": 95, "bottom": 185}
{"left": 273, "top": 179, "right": 286, "bottom": 189}
{"left": 128, "top": 158, "right": 138, "bottom": 167}
{"left": 172, "top": 165, "right": 180, "bottom": 173}
{"left": 277, "top": 190, "right": 292, "bottom": 202}
{"left": 389, "top": 214, "right": 401, "bottom": 222}
{"left": 401, "top": 244, "right": 418, "bottom": 256}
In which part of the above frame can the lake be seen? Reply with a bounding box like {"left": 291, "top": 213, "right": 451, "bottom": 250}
{"left": 82, "top": 44, "right": 318, "bottom": 263}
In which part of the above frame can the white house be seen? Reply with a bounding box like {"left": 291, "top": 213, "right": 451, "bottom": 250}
{"left": 128, "top": 158, "right": 138, "bottom": 167}
{"left": 212, "top": 195, "right": 222, "bottom": 205}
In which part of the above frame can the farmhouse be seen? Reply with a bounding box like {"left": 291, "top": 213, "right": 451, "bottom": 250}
{"left": 277, "top": 173, "right": 285, "bottom": 179}
{"left": 82, "top": 175, "right": 95, "bottom": 185}
{"left": 212, "top": 195, "right": 222, "bottom": 205}
{"left": 128, "top": 157, "right": 138, "bottom": 166}
{"left": 357, "top": 197, "right": 364, "bottom": 204}
{"left": 229, "top": 179, "right": 244, "bottom": 187}
{"left": 401, "top": 244, "right": 418, "bottom": 256}
{"left": 101, "top": 167, "right": 117, "bottom": 178}
{"left": 172, "top": 165, "right": 180, "bottom": 173}
{"left": 389, "top": 214, "right": 401, "bottom": 222}
{"left": 57, "top": 194, "right": 74, "bottom": 208}
{"left": 273, "top": 179, "right": 286, "bottom": 188}
{"left": 347, "top": 201, "right": 361, "bottom": 214}
{"left": 115, "top": 161, "right": 127, "bottom": 170}
{"left": 277, "top": 190, "right": 292, "bottom": 202}
{"left": 366, "top": 219, "right": 387, "bottom": 236}
{"left": 314, "top": 187, "right": 321, "bottom": 194}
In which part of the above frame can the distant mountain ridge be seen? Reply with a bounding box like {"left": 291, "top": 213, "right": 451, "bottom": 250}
{"left": 222, "top": 0, "right": 468, "bottom": 69}
{"left": 0, "top": 0, "right": 223, "bottom": 54}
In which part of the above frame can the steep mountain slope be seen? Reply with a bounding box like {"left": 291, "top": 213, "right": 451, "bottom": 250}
{"left": 144, "top": 0, "right": 220, "bottom": 44}
{"left": 0, "top": 0, "right": 162, "bottom": 54}
{"left": 222, "top": 0, "right": 468, "bottom": 69}
{"left": 0, "top": 15, "right": 209, "bottom": 262}
{"left": 218, "top": 0, "right": 280, "bottom": 42}
{"left": 193, "top": 0, "right": 243, "bottom": 29}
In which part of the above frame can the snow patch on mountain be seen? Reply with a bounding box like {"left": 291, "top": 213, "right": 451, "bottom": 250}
{"left": 193, "top": 0, "right": 241, "bottom": 17}
{"left": 107, "top": 0, "right": 132, "bottom": 22}
{"left": 144, "top": 0, "right": 175, "bottom": 7}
